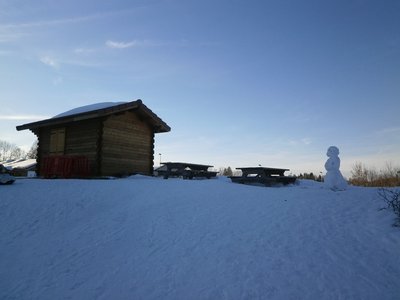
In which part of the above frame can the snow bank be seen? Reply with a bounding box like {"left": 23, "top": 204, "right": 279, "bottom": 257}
{"left": 1, "top": 177, "right": 399, "bottom": 299}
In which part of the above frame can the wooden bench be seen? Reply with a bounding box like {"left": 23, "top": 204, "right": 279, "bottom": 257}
{"left": 229, "top": 167, "right": 296, "bottom": 186}
{"left": 156, "top": 162, "right": 218, "bottom": 179}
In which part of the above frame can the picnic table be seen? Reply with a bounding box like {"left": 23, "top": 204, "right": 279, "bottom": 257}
{"left": 229, "top": 167, "right": 296, "bottom": 186}
{"left": 157, "top": 162, "right": 218, "bottom": 179}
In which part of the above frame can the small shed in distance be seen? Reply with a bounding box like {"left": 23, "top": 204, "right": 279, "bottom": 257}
{"left": 16, "top": 100, "right": 170, "bottom": 177}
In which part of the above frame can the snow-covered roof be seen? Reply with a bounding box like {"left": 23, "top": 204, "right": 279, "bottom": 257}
{"left": 53, "top": 102, "right": 127, "bottom": 118}
{"left": 16, "top": 100, "right": 170, "bottom": 133}
{"left": 2, "top": 158, "right": 36, "bottom": 169}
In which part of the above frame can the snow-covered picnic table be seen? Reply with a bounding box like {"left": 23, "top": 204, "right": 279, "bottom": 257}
{"left": 157, "top": 162, "right": 218, "bottom": 179}
{"left": 230, "top": 167, "right": 296, "bottom": 186}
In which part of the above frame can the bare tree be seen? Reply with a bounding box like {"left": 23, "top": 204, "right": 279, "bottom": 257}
{"left": 10, "top": 147, "right": 26, "bottom": 160}
{"left": 350, "top": 161, "right": 400, "bottom": 187}
{"left": 26, "top": 140, "right": 38, "bottom": 159}
{"left": 0, "top": 140, "right": 26, "bottom": 161}
{"left": 0, "top": 140, "right": 14, "bottom": 161}
{"left": 351, "top": 162, "right": 365, "bottom": 180}
{"left": 382, "top": 162, "right": 399, "bottom": 179}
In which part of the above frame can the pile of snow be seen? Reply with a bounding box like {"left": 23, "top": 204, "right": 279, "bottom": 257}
{"left": 1, "top": 177, "right": 399, "bottom": 299}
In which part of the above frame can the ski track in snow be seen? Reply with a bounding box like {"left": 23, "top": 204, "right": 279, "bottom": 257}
{"left": 1, "top": 177, "right": 399, "bottom": 299}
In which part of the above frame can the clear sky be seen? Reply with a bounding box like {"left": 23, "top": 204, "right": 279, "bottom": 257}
{"left": 1, "top": 0, "right": 399, "bottom": 176}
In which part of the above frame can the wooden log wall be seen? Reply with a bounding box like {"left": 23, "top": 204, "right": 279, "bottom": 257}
{"left": 101, "top": 111, "right": 153, "bottom": 176}
{"left": 35, "top": 119, "right": 101, "bottom": 176}
{"left": 33, "top": 110, "right": 156, "bottom": 177}
{"left": 64, "top": 119, "right": 101, "bottom": 175}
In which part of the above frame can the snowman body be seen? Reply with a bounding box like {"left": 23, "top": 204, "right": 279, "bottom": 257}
{"left": 324, "top": 146, "right": 347, "bottom": 191}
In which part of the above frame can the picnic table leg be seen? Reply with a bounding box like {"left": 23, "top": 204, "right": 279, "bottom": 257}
{"left": 163, "top": 168, "right": 170, "bottom": 179}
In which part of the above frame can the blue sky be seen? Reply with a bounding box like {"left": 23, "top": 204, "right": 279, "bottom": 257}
{"left": 1, "top": 0, "right": 399, "bottom": 176}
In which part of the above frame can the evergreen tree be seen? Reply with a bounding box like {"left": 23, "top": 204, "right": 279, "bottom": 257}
{"left": 223, "top": 167, "right": 233, "bottom": 176}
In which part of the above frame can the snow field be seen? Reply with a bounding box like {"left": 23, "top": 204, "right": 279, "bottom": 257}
{"left": 1, "top": 177, "right": 399, "bottom": 299}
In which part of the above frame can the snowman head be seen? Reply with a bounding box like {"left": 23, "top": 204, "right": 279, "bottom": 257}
{"left": 327, "top": 146, "right": 339, "bottom": 157}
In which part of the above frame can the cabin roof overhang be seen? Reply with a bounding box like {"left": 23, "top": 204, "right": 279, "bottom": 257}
{"left": 16, "top": 99, "right": 171, "bottom": 133}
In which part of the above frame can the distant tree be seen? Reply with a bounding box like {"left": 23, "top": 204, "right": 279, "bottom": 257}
{"left": 317, "top": 174, "right": 323, "bottom": 182}
{"left": 350, "top": 161, "right": 400, "bottom": 187}
{"left": 0, "top": 140, "right": 13, "bottom": 161}
{"left": 10, "top": 147, "right": 25, "bottom": 160}
{"left": 26, "top": 140, "right": 38, "bottom": 159}
{"left": 223, "top": 167, "right": 233, "bottom": 176}
{"left": 382, "top": 162, "right": 399, "bottom": 179}
{"left": 297, "top": 172, "right": 318, "bottom": 181}
{"left": 0, "top": 139, "right": 27, "bottom": 161}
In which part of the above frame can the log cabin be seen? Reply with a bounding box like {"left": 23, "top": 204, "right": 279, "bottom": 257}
{"left": 16, "top": 100, "right": 170, "bottom": 177}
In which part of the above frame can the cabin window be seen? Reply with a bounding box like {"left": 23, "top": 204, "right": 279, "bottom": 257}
{"left": 49, "top": 128, "right": 65, "bottom": 155}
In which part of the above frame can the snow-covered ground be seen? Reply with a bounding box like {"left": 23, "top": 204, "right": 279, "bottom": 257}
{"left": 1, "top": 177, "right": 399, "bottom": 299}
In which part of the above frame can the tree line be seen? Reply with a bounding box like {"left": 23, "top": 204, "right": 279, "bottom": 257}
{"left": 0, "top": 139, "right": 37, "bottom": 162}
{"left": 349, "top": 162, "right": 400, "bottom": 187}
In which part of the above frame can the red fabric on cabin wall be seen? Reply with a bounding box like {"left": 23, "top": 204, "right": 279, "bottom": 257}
{"left": 42, "top": 156, "right": 90, "bottom": 178}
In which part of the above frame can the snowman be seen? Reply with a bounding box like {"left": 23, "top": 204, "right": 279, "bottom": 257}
{"left": 324, "top": 146, "right": 347, "bottom": 191}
